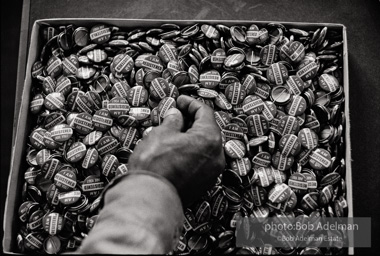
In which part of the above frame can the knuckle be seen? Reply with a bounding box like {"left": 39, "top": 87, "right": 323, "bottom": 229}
{"left": 218, "top": 154, "right": 226, "bottom": 169}
{"left": 203, "top": 132, "right": 222, "bottom": 153}
{"left": 203, "top": 105, "right": 214, "bottom": 117}
{"left": 129, "top": 150, "right": 143, "bottom": 165}
{"left": 129, "top": 141, "right": 156, "bottom": 167}
{"left": 209, "top": 132, "right": 222, "bottom": 147}
{"left": 130, "top": 150, "right": 151, "bottom": 169}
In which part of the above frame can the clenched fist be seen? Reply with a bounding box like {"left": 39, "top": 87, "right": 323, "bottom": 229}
{"left": 129, "top": 95, "right": 225, "bottom": 205}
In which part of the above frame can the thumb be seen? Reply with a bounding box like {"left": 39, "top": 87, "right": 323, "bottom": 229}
{"left": 160, "top": 108, "right": 184, "bottom": 131}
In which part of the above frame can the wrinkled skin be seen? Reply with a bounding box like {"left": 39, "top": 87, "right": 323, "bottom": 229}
{"left": 129, "top": 95, "right": 225, "bottom": 205}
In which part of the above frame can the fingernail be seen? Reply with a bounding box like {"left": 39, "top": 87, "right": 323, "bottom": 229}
{"left": 163, "top": 108, "right": 180, "bottom": 118}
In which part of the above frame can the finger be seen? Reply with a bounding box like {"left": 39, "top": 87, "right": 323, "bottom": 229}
{"left": 177, "top": 95, "right": 219, "bottom": 133}
{"left": 160, "top": 107, "right": 184, "bottom": 131}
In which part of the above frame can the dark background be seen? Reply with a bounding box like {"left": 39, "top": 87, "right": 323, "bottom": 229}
{"left": 1, "top": 0, "right": 380, "bottom": 254}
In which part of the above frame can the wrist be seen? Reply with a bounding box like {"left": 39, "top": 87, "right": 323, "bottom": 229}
{"left": 98, "top": 169, "right": 181, "bottom": 209}
{"left": 79, "top": 170, "right": 185, "bottom": 254}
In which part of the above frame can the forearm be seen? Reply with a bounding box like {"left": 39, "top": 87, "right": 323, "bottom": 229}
{"left": 78, "top": 172, "right": 184, "bottom": 254}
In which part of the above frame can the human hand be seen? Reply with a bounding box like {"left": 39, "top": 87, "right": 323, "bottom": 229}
{"left": 128, "top": 95, "right": 225, "bottom": 205}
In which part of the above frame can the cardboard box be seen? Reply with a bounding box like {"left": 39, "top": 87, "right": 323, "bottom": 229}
{"left": 3, "top": 19, "right": 352, "bottom": 254}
